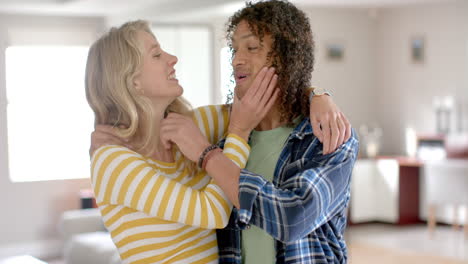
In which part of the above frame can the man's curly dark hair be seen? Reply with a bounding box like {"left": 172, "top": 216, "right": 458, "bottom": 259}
{"left": 226, "top": 0, "right": 314, "bottom": 124}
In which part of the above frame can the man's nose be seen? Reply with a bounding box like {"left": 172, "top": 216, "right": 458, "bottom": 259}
{"left": 232, "top": 52, "right": 246, "bottom": 67}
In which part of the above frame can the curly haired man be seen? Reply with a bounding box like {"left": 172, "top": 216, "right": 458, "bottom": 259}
{"left": 214, "top": 1, "right": 360, "bottom": 263}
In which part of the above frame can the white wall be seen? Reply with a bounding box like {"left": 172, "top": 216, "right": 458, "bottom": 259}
{"left": 212, "top": 17, "right": 231, "bottom": 104}
{"left": 376, "top": 1, "right": 468, "bottom": 155}
{"left": 0, "top": 14, "right": 104, "bottom": 259}
{"left": 305, "top": 8, "right": 379, "bottom": 139}
{"left": 374, "top": 0, "right": 468, "bottom": 224}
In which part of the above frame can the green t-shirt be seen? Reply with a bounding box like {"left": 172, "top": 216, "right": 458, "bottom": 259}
{"left": 242, "top": 124, "right": 295, "bottom": 264}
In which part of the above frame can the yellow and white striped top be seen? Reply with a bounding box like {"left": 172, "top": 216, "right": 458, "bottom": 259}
{"left": 91, "top": 105, "right": 249, "bottom": 264}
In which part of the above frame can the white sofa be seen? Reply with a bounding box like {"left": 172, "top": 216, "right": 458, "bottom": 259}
{"left": 60, "top": 209, "right": 120, "bottom": 264}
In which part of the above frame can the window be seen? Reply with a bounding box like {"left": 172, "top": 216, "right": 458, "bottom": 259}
{"left": 220, "top": 46, "right": 235, "bottom": 102}
{"left": 5, "top": 46, "right": 93, "bottom": 182}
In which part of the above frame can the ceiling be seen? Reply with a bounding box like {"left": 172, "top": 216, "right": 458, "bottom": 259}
{"left": 0, "top": 0, "right": 455, "bottom": 18}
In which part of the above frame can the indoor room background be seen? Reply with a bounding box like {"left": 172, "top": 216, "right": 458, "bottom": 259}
{"left": 0, "top": 0, "right": 467, "bottom": 263}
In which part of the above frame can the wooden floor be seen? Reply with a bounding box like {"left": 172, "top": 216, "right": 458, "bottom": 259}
{"left": 46, "top": 246, "right": 468, "bottom": 264}
{"left": 32, "top": 223, "right": 468, "bottom": 264}
{"left": 349, "top": 242, "right": 468, "bottom": 264}
{"left": 346, "top": 223, "right": 468, "bottom": 264}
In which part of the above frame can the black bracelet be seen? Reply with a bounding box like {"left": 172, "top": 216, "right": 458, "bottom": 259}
{"left": 198, "top": 145, "right": 219, "bottom": 169}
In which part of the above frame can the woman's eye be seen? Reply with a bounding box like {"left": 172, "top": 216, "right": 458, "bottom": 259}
{"left": 153, "top": 53, "right": 161, "bottom": 58}
{"left": 248, "top": 47, "right": 258, "bottom": 51}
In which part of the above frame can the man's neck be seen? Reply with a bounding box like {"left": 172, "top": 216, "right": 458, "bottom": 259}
{"left": 255, "top": 106, "right": 287, "bottom": 131}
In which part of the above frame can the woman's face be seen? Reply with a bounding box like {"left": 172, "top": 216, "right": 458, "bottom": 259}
{"left": 133, "top": 30, "right": 183, "bottom": 100}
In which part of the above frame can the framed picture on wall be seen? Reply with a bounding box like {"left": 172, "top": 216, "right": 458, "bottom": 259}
{"left": 411, "top": 35, "right": 425, "bottom": 63}
{"left": 325, "top": 41, "right": 345, "bottom": 61}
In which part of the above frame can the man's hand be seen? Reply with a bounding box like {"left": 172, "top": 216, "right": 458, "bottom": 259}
{"left": 229, "top": 67, "right": 279, "bottom": 141}
{"left": 89, "top": 125, "right": 131, "bottom": 157}
{"left": 310, "top": 95, "right": 351, "bottom": 155}
{"left": 160, "top": 113, "right": 211, "bottom": 163}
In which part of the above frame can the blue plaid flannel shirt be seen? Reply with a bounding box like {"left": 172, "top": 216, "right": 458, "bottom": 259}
{"left": 216, "top": 117, "right": 359, "bottom": 264}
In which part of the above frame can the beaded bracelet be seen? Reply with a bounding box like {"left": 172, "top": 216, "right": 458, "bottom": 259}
{"left": 198, "top": 144, "right": 220, "bottom": 169}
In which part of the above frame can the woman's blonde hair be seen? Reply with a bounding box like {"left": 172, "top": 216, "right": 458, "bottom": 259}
{"left": 85, "top": 20, "right": 192, "bottom": 156}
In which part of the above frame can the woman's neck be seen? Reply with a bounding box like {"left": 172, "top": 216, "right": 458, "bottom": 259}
{"left": 135, "top": 100, "right": 174, "bottom": 162}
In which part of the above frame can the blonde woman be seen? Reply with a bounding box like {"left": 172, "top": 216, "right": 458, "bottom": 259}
{"left": 86, "top": 20, "right": 281, "bottom": 264}
{"left": 87, "top": 20, "right": 351, "bottom": 264}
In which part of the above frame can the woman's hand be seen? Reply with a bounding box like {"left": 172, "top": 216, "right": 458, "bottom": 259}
{"left": 310, "top": 95, "right": 351, "bottom": 154}
{"left": 228, "top": 67, "right": 279, "bottom": 141}
{"left": 89, "top": 125, "right": 132, "bottom": 157}
{"left": 160, "top": 113, "right": 211, "bottom": 163}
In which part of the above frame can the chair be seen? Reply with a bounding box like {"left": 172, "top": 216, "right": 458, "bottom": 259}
{"left": 60, "top": 208, "right": 120, "bottom": 264}
{"left": 423, "top": 160, "right": 468, "bottom": 239}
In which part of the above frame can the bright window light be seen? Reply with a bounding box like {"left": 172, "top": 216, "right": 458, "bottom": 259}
{"left": 5, "top": 46, "right": 93, "bottom": 182}
{"left": 220, "top": 46, "right": 234, "bottom": 102}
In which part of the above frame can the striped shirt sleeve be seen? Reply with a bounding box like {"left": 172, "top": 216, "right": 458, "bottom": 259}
{"left": 192, "top": 105, "right": 250, "bottom": 168}
{"left": 91, "top": 145, "right": 239, "bottom": 229}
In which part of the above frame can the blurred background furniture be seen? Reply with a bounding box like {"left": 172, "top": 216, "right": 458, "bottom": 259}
{"left": 60, "top": 209, "right": 120, "bottom": 264}
{"left": 420, "top": 133, "right": 468, "bottom": 238}
{"left": 350, "top": 157, "right": 421, "bottom": 225}
{"left": 423, "top": 160, "right": 468, "bottom": 238}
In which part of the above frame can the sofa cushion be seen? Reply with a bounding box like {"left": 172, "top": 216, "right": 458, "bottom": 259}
{"left": 64, "top": 231, "right": 120, "bottom": 264}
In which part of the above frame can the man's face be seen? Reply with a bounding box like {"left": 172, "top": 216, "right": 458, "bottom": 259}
{"left": 232, "top": 20, "right": 273, "bottom": 99}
